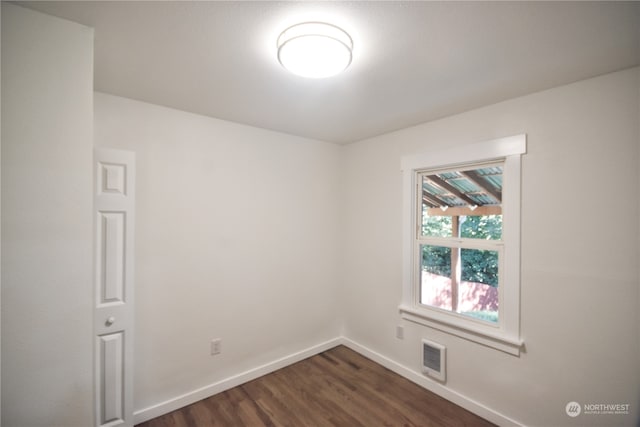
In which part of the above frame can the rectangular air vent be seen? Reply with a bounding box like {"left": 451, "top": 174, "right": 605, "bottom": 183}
{"left": 422, "top": 339, "right": 446, "bottom": 382}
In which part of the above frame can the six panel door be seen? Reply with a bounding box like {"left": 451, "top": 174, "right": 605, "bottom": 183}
{"left": 94, "top": 148, "right": 135, "bottom": 427}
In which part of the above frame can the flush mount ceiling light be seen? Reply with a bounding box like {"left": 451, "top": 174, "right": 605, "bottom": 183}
{"left": 277, "top": 22, "right": 353, "bottom": 79}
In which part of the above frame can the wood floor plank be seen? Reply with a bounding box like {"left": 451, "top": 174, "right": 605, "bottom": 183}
{"left": 312, "top": 353, "right": 421, "bottom": 427}
{"left": 136, "top": 346, "right": 495, "bottom": 427}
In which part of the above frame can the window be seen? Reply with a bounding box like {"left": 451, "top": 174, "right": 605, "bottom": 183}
{"left": 400, "top": 135, "right": 526, "bottom": 355}
{"left": 419, "top": 163, "right": 503, "bottom": 323}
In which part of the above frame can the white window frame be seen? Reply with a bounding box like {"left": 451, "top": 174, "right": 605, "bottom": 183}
{"left": 400, "top": 134, "right": 526, "bottom": 356}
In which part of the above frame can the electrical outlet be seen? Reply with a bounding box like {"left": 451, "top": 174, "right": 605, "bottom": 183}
{"left": 396, "top": 325, "right": 404, "bottom": 340}
{"left": 210, "top": 338, "right": 222, "bottom": 355}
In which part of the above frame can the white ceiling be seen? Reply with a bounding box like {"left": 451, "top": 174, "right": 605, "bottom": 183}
{"left": 18, "top": 1, "right": 640, "bottom": 144}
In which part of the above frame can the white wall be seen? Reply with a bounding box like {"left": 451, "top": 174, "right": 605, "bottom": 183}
{"left": 94, "top": 93, "right": 343, "bottom": 413}
{"left": 1, "top": 4, "right": 94, "bottom": 427}
{"left": 341, "top": 67, "right": 640, "bottom": 426}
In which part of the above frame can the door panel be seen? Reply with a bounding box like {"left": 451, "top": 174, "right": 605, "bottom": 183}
{"left": 98, "top": 211, "right": 126, "bottom": 303}
{"left": 99, "top": 332, "right": 125, "bottom": 425}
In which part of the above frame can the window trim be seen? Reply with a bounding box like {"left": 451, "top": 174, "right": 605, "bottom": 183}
{"left": 400, "top": 134, "right": 526, "bottom": 356}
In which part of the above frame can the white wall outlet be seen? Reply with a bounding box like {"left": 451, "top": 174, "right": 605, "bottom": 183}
{"left": 396, "top": 325, "right": 404, "bottom": 339}
{"left": 210, "top": 338, "right": 222, "bottom": 355}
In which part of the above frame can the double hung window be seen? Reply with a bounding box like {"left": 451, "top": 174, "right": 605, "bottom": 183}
{"left": 400, "top": 135, "right": 526, "bottom": 355}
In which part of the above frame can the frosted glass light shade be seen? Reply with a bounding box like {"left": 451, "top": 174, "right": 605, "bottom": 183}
{"left": 277, "top": 22, "right": 353, "bottom": 79}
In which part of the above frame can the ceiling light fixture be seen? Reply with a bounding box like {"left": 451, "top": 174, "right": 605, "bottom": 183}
{"left": 277, "top": 22, "right": 353, "bottom": 79}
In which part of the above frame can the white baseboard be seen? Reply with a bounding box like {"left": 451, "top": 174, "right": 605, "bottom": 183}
{"left": 340, "top": 337, "right": 523, "bottom": 427}
{"left": 134, "top": 336, "right": 521, "bottom": 426}
{"left": 133, "top": 337, "right": 342, "bottom": 424}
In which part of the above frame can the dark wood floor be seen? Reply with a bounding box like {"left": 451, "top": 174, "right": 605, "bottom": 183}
{"left": 136, "top": 345, "right": 494, "bottom": 427}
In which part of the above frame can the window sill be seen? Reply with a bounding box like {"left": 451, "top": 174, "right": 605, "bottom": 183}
{"left": 399, "top": 304, "right": 523, "bottom": 356}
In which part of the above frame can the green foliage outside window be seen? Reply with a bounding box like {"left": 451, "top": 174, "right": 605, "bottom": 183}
{"left": 461, "top": 248, "right": 499, "bottom": 286}
{"left": 460, "top": 215, "right": 502, "bottom": 240}
{"left": 422, "top": 214, "right": 452, "bottom": 238}
{"left": 423, "top": 246, "right": 451, "bottom": 277}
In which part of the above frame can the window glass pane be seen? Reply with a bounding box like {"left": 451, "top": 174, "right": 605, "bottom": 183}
{"left": 459, "top": 215, "right": 502, "bottom": 240}
{"left": 459, "top": 248, "right": 499, "bottom": 323}
{"left": 421, "top": 207, "right": 452, "bottom": 237}
{"left": 420, "top": 175, "right": 452, "bottom": 237}
{"left": 419, "top": 164, "right": 503, "bottom": 240}
{"left": 420, "top": 245, "right": 451, "bottom": 309}
{"left": 420, "top": 245, "right": 499, "bottom": 324}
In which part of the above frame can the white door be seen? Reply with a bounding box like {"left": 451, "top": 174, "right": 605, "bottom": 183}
{"left": 94, "top": 148, "right": 135, "bottom": 427}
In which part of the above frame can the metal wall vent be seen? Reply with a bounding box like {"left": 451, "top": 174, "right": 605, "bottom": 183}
{"left": 422, "top": 339, "right": 446, "bottom": 382}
